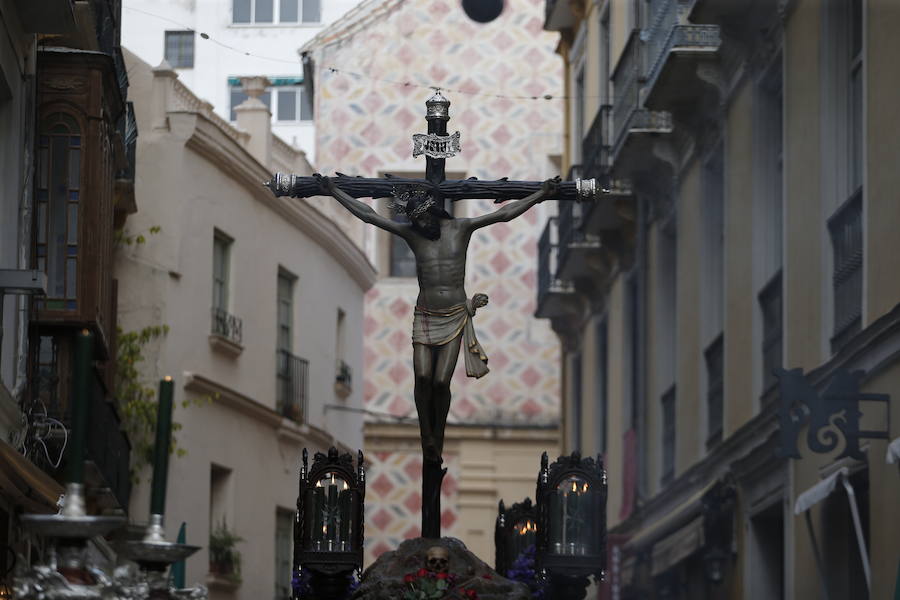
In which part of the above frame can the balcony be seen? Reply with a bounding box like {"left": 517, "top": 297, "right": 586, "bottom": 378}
{"left": 557, "top": 200, "right": 604, "bottom": 282}
{"left": 535, "top": 218, "right": 576, "bottom": 319}
{"left": 642, "top": 0, "right": 721, "bottom": 112}
{"left": 26, "top": 365, "right": 131, "bottom": 510}
{"left": 12, "top": 0, "right": 75, "bottom": 33}
{"left": 277, "top": 350, "right": 309, "bottom": 423}
{"left": 610, "top": 31, "right": 673, "bottom": 170}
{"left": 210, "top": 307, "right": 243, "bottom": 356}
{"left": 582, "top": 105, "right": 611, "bottom": 181}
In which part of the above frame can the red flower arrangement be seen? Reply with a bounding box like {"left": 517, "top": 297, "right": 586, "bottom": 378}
{"left": 401, "top": 569, "right": 479, "bottom": 600}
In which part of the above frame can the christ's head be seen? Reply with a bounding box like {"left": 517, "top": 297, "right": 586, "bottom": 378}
{"left": 391, "top": 186, "right": 452, "bottom": 240}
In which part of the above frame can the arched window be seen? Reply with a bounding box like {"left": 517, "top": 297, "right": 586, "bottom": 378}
{"left": 35, "top": 113, "right": 81, "bottom": 310}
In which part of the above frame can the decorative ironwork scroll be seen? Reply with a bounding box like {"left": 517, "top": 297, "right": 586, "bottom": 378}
{"left": 776, "top": 367, "right": 891, "bottom": 460}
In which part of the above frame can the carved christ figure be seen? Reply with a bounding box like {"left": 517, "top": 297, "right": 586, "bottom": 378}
{"left": 314, "top": 174, "right": 559, "bottom": 463}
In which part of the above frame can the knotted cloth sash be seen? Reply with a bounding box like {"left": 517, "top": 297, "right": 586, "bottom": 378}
{"left": 412, "top": 298, "right": 489, "bottom": 379}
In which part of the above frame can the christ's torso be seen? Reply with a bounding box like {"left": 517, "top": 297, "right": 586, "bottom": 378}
{"left": 405, "top": 219, "right": 471, "bottom": 310}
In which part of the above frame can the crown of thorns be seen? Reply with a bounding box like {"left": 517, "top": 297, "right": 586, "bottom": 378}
{"left": 390, "top": 186, "right": 437, "bottom": 218}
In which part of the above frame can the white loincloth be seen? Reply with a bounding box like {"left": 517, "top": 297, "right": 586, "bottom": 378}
{"left": 412, "top": 297, "right": 489, "bottom": 379}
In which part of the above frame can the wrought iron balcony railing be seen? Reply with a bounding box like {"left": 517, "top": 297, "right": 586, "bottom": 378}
{"left": 536, "top": 218, "right": 575, "bottom": 319}
{"left": 642, "top": 0, "right": 720, "bottom": 103}
{"left": 211, "top": 307, "right": 243, "bottom": 345}
{"left": 557, "top": 198, "right": 591, "bottom": 270}
{"left": 582, "top": 105, "right": 611, "bottom": 180}
{"left": 277, "top": 349, "right": 309, "bottom": 423}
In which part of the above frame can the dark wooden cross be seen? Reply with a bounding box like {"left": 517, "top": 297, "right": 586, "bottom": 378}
{"left": 265, "top": 92, "right": 600, "bottom": 540}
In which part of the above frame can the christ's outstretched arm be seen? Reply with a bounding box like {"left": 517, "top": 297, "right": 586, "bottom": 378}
{"left": 314, "top": 174, "right": 411, "bottom": 238}
{"left": 464, "top": 177, "right": 560, "bottom": 231}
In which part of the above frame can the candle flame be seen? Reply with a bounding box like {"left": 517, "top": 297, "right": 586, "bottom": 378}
{"left": 571, "top": 481, "right": 578, "bottom": 493}
{"left": 164, "top": 375, "right": 173, "bottom": 382}
{"left": 582, "top": 482, "right": 589, "bottom": 493}
{"left": 342, "top": 481, "right": 349, "bottom": 490}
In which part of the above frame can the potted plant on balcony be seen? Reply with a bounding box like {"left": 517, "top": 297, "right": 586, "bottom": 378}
{"left": 209, "top": 519, "right": 244, "bottom": 586}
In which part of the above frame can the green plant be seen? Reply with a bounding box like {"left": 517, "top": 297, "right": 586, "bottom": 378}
{"left": 115, "top": 324, "right": 213, "bottom": 481}
{"left": 115, "top": 225, "right": 161, "bottom": 247}
{"left": 209, "top": 519, "right": 244, "bottom": 582}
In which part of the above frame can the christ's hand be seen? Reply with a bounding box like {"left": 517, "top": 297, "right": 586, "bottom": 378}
{"left": 473, "top": 293, "right": 489, "bottom": 309}
{"left": 541, "top": 176, "right": 561, "bottom": 199}
{"left": 313, "top": 173, "right": 336, "bottom": 194}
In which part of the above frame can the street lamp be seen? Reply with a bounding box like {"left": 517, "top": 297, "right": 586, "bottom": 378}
{"left": 535, "top": 451, "right": 607, "bottom": 600}
{"left": 494, "top": 498, "right": 537, "bottom": 577}
{"left": 295, "top": 447, "right": 365, "bottom": 599}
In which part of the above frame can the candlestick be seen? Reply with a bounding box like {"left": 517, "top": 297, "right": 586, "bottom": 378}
{"left": 68, "top": 330, "right": 93, "bottom": 485}
{"left": 150, "top": 377, "right": 174, "bottom": 516}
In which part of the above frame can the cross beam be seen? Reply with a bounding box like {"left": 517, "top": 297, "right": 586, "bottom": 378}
{"left": 264, "top": 173, "right": 597, "bottom": 203}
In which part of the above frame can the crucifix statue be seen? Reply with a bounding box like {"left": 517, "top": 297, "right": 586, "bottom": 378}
{"left": 266, "top": 91, "right": 601, "bottom": 539}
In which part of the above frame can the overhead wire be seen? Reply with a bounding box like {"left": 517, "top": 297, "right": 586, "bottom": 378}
{"left": 121, "top": 5, "right": 601, "bottom": 102}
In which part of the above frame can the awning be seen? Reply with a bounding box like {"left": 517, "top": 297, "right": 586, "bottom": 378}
{"left": 0, "top": 438, "right": 64, "bottom": 513}
{"left": 886, "top": 437, "right": 900, "bottom": 465}
{"left": 651, "top": 516, "right": 705, "bottom": 576}
{"left": 794, "top": 467, "right": 848, "bottom": 515}
{"left": 624, "top": 479, "right": 718, "bottom": 552}
{"left": 793, "top": 466, "right": 870, "bottom": 595}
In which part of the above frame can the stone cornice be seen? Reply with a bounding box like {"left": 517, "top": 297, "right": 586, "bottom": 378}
{"left": 183, "top": 371, "right": 335, "bottom": 449}
{"left": 177, "top": 111, "right": 377, "bottom": 291}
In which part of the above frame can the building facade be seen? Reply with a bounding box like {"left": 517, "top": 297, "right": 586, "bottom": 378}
{"left": 539, "top": 0, "right": 899, "bottom": 598}
{"left": 120, "top": 0, "right": 361, "bottom": 156}
{"left": 116, "top": 51, "right": 375, "bottom": 599}
{"left": 1, "top": 0, "right": 137, "bottom": 588}
{"left": 302, "top": 0, "right": 565, "bottom": 565}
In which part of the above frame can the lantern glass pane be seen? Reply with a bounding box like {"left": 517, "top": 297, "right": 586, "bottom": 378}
{"left": 507, "top": 518, "right": 536, "bottom": 564}
{"left": 549, "top": 476, "right": 598, "bottom": 555}
{"left": 308, "top": 473, "right": 354, "bottom": 552}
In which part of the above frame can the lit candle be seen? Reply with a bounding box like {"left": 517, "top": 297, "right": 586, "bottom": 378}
{"left": 326, "top": 483, "right": 338, "bottom": 544}
{"left": 149, "top": 377, "right": 174, "bottom": 516}
{"left": 68, "top": 330, "right": 93, "bottom": 485}
{"left": 338, "top": 489, "right": 351, "bottom": 547}
{"left": 312, "top": 488, "right": 325, "bottom": 542}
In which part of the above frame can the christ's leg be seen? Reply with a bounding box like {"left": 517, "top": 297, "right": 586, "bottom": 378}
{"left": 431, "top": 335, "right": 462, "bottom": 459}
{"left": 413, "top": 343, "right": 438, "bottom": 461}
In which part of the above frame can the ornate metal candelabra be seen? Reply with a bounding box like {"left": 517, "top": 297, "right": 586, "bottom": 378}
{"left": 295, "top": 448, "right": 365, "bottom": 599}
{"left": 535, "top": 451, "right": 608, "bottom": 600}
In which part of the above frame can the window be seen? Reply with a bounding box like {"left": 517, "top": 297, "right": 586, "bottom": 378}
{"left": 624, "top": 273, "right": 640, "bottom": 430}
{"left": 164, "top": 31, "right": 194, "bottom": 68}
{"left": 275, "top": 509, "right": 294, "bottom": 600}
{"left": 759, "top": 272, "right": 783, "bottom": 399}
{"left": 823, "top": 0, "right": 864, "bottom": 353}
{"left": 230, "top": 85, "right": 311, "bottom": 122}
{"left": 389, "top": 209, "right": 416, "bottom": 278}
{"left": 701, "top": 145, "right": 725, "bottom": 339}
{"left": 705, "top": 334, "right": 724, "bottom": 447}
{"left": 233, "top": 0, "right": 320, "bottom": 23}
{"left": 754, "top": 56, "right": 784, "bottom": 397}
{"left": 276, "top": 86, "right": 313, "bottom": 122}
{"left": 571, "top": 353, "right": 583, "bottom": 452}
{"left": 573, "top": 67, "right": 585, "bottom": 163}
{"left": 829, "top": 194, "right": 863, "bottom": 352}
{"left": 657, "top": 219, "right": 677, "bottom": 397}
{"left": 229, "top": 88, "right": 271, "bottom": 121}
{"left": 35, "top": 113, "right": 81, "bottom": 311}
{"left": 599, "top": 7, "right": 611, "bottom": 106}
{"left": 661, "top": 385, "right": 675, "bottom": 485}
{"left": 277, "top": 269, "right": 295, "bottom": 351}
{"left": 595, "top": 320, "right": 608, "bottom": 455}
{"left": 212, "top": 231, "right": 232, "bottom": 311}
{"left": 209, "top": 464, "right": 233, "bottom": 531}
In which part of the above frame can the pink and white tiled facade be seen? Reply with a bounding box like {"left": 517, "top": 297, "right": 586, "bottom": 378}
{"left": 308, "top": 0, "right": 562, "bottom": 564}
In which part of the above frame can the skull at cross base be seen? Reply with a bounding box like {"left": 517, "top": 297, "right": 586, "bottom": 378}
{"left": 426, "top": 546, "right": 450, "bottom": 573}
